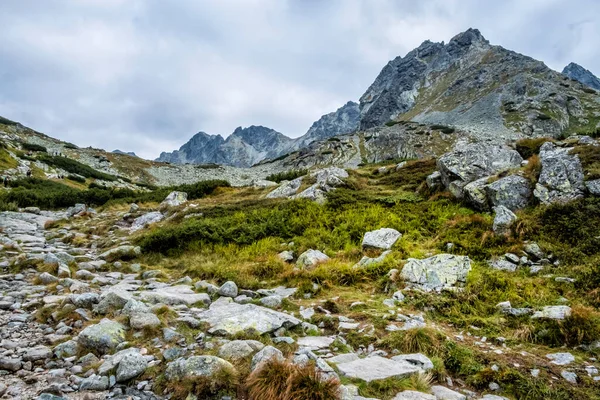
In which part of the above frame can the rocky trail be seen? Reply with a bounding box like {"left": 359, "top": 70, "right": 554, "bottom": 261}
{"left": 0, "top": 188, "right": 598, "bottom": 400}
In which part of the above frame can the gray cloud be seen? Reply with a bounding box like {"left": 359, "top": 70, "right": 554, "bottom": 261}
{"left": 0, "top": 0, "right": 598, "bottom": 159}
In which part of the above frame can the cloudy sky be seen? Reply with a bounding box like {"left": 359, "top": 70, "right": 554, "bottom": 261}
{"left": 0, "top": 0, "right": 598, "bottom": 159}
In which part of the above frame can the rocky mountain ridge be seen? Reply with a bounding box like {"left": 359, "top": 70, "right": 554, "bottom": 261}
{"left": 157, "top": 102, "right": 359, "bottom": 167}
{"left": 562, "top": 62, "right": 600, "bottom": 91}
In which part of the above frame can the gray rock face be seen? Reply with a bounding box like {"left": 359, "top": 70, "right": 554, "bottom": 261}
{"left": 77, "top": 319, "right": 126, "bottom": 355}
{"left": 291, "top": 101, "right": 360, "bottom": 150}
{"left": 266, "top": 177, "right": 303, "bottom": 199}
{"left": 586, "top": 179, "right": 600, "bottom": 196}
{"left": 164, "top": 355, "right": 235, "bottom": 381}
{"left": 562, "top": 62, "right": 600, "bottom": 90}
{"left": 401, "top": 254, "right": 471, "bottom": 292}
{"left": 196, "top": 301, "right": 301, "bottom": 336}
{"left": 437, "top": 143, "right": 523, "bottom": 191}
{"left": 532, "top": 305, "right": 572, "bottom": 320}
{"left": 296, "top": 249, "right": 330, "bottom": 269}
{"left": 493, "top": 205, "right": 518, "bottom": 236}
{"left": 362, "top": 228, "right": 402, "bottom": 250}
{"left": 486, "top": 175, "right": 532, "bottom": 211}
{"left": 534, "top": 142, "right": 585, "bottom": 204}
{"left": 218, "top": 340, "right": 264, "bottom": 361}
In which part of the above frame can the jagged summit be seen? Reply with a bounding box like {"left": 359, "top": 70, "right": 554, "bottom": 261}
{"left": 358, "top": 28, "right": 598, "bottom": 140}
{"left": 562, "top": 62, "right": 600, "bottom": 90}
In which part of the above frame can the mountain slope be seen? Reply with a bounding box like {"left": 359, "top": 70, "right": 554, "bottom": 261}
{"left": 562, "top": 62, "right": 600, "bottom": 91}
{"left": 359, "top": 28, "right": 600, "bottom": 139}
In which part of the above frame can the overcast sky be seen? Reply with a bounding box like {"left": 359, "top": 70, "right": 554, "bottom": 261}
{"left": 0, "top": 0, "right": 598, "bottom": 159}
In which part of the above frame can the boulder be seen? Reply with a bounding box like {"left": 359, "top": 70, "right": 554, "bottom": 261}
{"left": 99, "top": 245, "right": 141, "bottom": 262}
{"left": 463, "top": 177, "right": 491, "bottom": 210}
{"left": 77, "top": 319, "right": 126, "bottom": 355}
{"left": 67, "top": 204, "right": 87, "bottom": 218}
{"left": 546, "top": 352, "right": 575, "bottom": 366}
{"left": 164, "top": 355, "right": 235, "bottom": 381}
{"left": 79, "top": 374, "right": 109, "bottom": 391}
{"left": 534, "top": 142, "right": 585, "bottom": 204}
{"left": 401, "top": 254, "right": 471, "bottom": 292}
{"left": 336, "top": 356, "right": 421, "bottom": 382}
{"left": 437, "top": 143, "right": 523, "bottom": 189}
{"left": 94, "top": 291, "right": 133, "bottom": 314}
{"left": 362, "top": 228, "right": 402, "bottom": 250}
{"left": 277, "top": 250, "right": 294, "bottom": 262}
{"left": 161, "top": 191, "right": 188, "bottom": 207}
{"left": 251, "top": 345, "right": 284, "bottom": 371}
{"left": 218, "top": 281, "right": 239, "bottom": 298}
{"left": 296, "top": 249, "right": 329, "bottom": 269}
{"left": 116, "top": 351, "right": 148, "bottom": 382}
{"left": 196, "top": 302, "right": 301, "bottom": 336}
{"left": 130, "top": 212, "right": 164, "bottom": 232}
{"left": 430, "top": 385, "right": 467, "bottom": 400}
{"left": 266, "top": 177, "right": 303, "bottom": 199}
{"left": 531, "top": 305, "right": 571, "bottom": 320}
{"left": 218, "top": 340, "right": 264, "bottom": 361}
{"left": 486, "top": 175, "right": 532, "bottom": 211}
{"left": 492, "top": 205, "right": 517, "bottom": 236}
{"left": 586, "top": 179, "right": 600, "bottom": 196}
{"left": 393, "top": 391, "right": 436, "bottom": 400}
{"left": 39, "top": 272, "right": 59, "bottom": 285}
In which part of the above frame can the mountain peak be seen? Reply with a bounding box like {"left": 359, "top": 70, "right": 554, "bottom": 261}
{"left": 562, "top": 62, "right": 600, "bottom": 90}
{"left": 449, "top": 28, "right": 488, "bottom": 47}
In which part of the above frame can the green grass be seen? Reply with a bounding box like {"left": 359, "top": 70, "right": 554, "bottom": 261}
{"left": 39, "top": 155, "right": 118, "bottom": 181}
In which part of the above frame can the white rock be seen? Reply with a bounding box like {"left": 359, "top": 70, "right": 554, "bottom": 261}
{"left": 362, "top": 228, "right": 402, "bottom": 250}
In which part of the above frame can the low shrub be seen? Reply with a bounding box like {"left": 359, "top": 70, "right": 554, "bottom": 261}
{"left": 21, "top": 142, "right": 47, "bottom": 152}
{"left": 67, "top": 174, "right": 86, "bottom": 183}
{"left": 39, "top": 155, "right": 118, "bottom": 181}
{"left": 265, "top": 169, "right": 308, "bottom": 183}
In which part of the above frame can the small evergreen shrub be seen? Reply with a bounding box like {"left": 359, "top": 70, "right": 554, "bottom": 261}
{"left": 265, "top": 169, "right": 308, "bottom": 183}
{"left": 21, "top": 142, "right": 47, "bottom": 152}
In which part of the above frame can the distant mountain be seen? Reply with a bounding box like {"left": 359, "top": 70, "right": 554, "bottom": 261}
{"left": 157, "top": 126, "right": 293, "bottom": 168}
{"left": 157, "top": 102, "right": 360, "bottom": 167}
{"left": 359, "top": 28, "right": 600, "bottom": 140}
{"left": 562, "top": 62, "right": 600, "bottom": 91}
{"left": 290, "top": 101, "right": 359, "bottom": 150}
{"left": 112, "top": 149, "right": 138, "bottom": 157}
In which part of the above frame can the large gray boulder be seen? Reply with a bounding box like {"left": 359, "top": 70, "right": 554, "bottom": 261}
{"left": 139, "top": 285, "right": 211, "bottom": 306}
{"left": 116, "top": 351, "right": 148, "bottom": 382}
{"left": 130, "top": 212, "right": 164, "bottom": 232}
{"left": 296, "top": 249, "right": 329, "bottom": 269}
{"left": 266, "top": 177, "right": 303, "bottom": 199}
{"left": 77, "top": 319, "right": 126, "bottom": 355}
{"left": 161, "top": 191, "right": 188, "bottom": 208}
{"left": 463, "top": 177, "right": 491, "bottom": 210}
{"left": 486, "top": 175, "right": 532, "bottom": 211}
{"left": 586, "top": 179, "right": 600, "bottom": 196}
{"left": 251, "top": 345, "right": 284, "bottom": 371}
{"left": 218, "top": 340, "right": 264, "bottom": 362}
{"left": 437, "top": 143, "right": 523, "bottom": 191}
{"left": 534, "top": 142, "right": 585, "bottom": 204}
{"left": 164, "top": 355, "right": 235, "bottom": 381}
{"left": 99, "top": 245, "right": 141, "bottom": 262}
{"left": 362, "top": 228, "right": 402, "bottom": 250}
{"left": 196, "top": 301, "right": 301, "bottom": 336}
{"left": 401, "top": 254, "right": 471, "bottom": 292}
{"left": 493, "top": 205, "right": 517, "bottom": 236}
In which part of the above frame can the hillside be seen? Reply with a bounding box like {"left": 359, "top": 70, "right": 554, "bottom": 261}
{"left": 0, "top": 28, "right": 599, "bottom": 400}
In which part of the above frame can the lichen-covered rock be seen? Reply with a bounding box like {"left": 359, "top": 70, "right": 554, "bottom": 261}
{"left": 251, "top": 345, "right": 284, "bottom": 371}
{"left": 463, "top": 177, "right": 491, "bottom": 210}
{"left": 139, "top": 285, "right": 211, "bottom": 306}
{"left": 296, "top": 249, "right": 329, "bottom": 269}
{"left": 196, "top": 301, "right": 301, "bottom": 336}
{"left": 160, "top": 191, "right": 188, "bottom": 207}
{"left": 586, "top": 179, "right": 600, "bottom": 196}
{"left": 493, "top": 205, "right": 517, "bottom": 236}
{"left": 401, "top": 254, "right": 471, "bottom": 292}
{"left": 218, "top": 281, "right": 238, "bottom": 298}
{"left": 164, "top": 355, "right": 235, "bottom": 381}
{"left": 218, "top": 340, "right": 264, "bottom": 362}
{"left": 266, "top": 177, "right": 303, "bottom": 199}
{"left": 116, "top": 351, "right": 148, "bottom": 382}
{"left": 99, "top": 245, "right": 141, "bottom": 262}
{"left": 534, "top": 142, "right": 585, "bottom": 204}
{"left": 130, "top": 211, "right": 164, "bottom": 232}
{"left": 486, "top": 174, "right": 532, "bottom": 211}
{"left": 532, "top": 305, "right": 571, "bottom": 320}
{"left": 362, "top": 228, "right": 402, "bottom": 250}
{"left": 437, "top": 143, "right": 523, "bottom": 189}
{"left": 77, "top": 319, "right": 126, "bottom": 355}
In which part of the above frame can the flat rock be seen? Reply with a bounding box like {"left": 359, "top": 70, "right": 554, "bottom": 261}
{"left": 140, "top": 285, "right": 211, "bottom": 306}
{"left": 401, "top": 254, "right": 471, "bottom": 292}
{"left": 165, "top": 355, "right": 234, "bottom": 381}
{"left": 337, "top": 356, "right": 421, "bottom": 382}
{"left": 546, "top": 352, "right": 575, "bottom": 366}
{"left": 531, "top": 305, "right": 571, "bottom": 320}
{"left": 196, "top": 302, "right": 301, "bottom": 336}
{"left": 362, "top": 228, "right": 402, "bottom": 249}
{"left": 393, "top": 391, "right": 436, "bottom": 400}
{"left": 431, "top": 385, "right": 466, "bottom": 400}
{"left": 297, "top": 336, "right": 335, "bottom": 350}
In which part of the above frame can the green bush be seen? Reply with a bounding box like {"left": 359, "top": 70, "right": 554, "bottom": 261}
{"left": 63, "top": 143, "right": 78, "bottom": 149}
{"left": 0, "top": 116, "right": 18, "bottom": 126}
{"left": 0, "top": 178, "right": 229, "bottom": 210}
{"left": 21, "top": 142, "right": 47, "bottom": 152}
{"left": 265, "top": 169, "right": 308, "bottom": 183}
{"left": 67, "top": 174, "right": 86, "bottom": 183}
{"left": 39, "top": 155, "right": 118, "bottom": 181}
